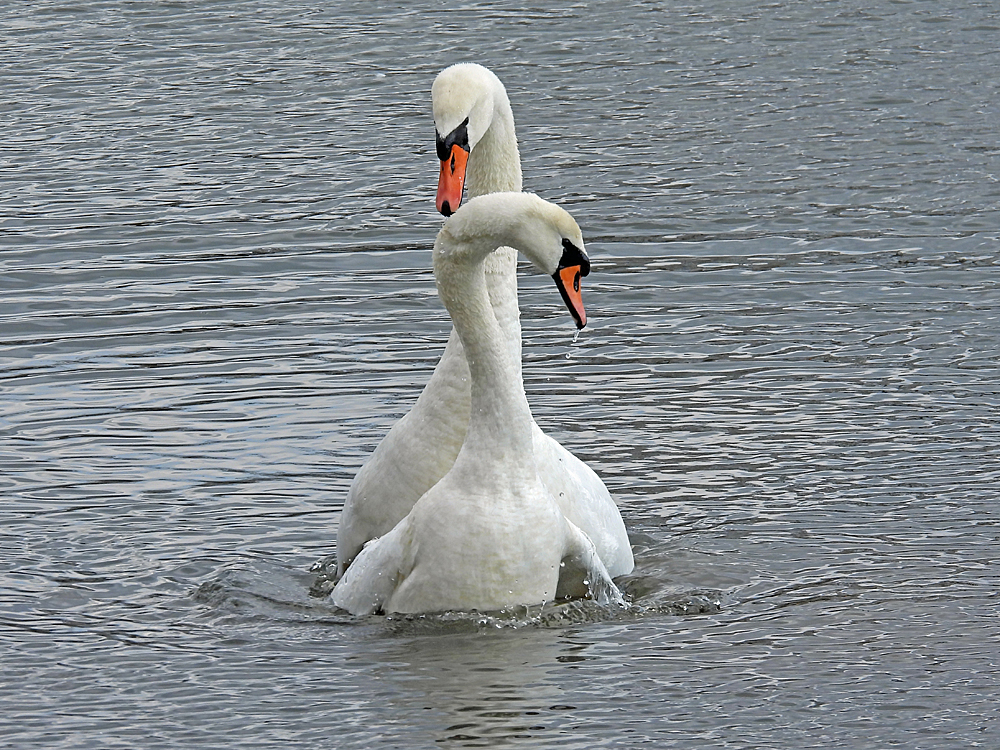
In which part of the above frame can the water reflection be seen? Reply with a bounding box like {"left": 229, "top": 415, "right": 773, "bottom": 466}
{"left": 368, "top": 627, "right": 585, "bottom": 746}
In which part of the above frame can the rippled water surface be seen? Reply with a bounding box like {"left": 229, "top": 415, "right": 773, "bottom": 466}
{"left": 3, "top": 1, "right": 999, "bottom": 748}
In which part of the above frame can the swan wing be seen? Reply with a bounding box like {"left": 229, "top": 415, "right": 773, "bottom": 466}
{"left": 533, "top": 427, "right": 634, "bottom": 577}
{"left": 337, "top": 331, "right": 471, "bottom": 577}
{"left": 332, "top": 520, "right": 413, "bottom": 616}
{"left": 556, "top": 519, "right": 625, "bottom": 606}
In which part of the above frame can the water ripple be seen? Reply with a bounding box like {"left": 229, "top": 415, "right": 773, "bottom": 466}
{"left": 3, "top": 1, "right": 999, "bottom": 748}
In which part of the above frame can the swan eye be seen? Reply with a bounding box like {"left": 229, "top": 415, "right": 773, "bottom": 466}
{"left": 559, "top": 238, "right": 591, "bottom": 277}
{"left": 436, "top": 117, "right": 470, "bottom": 161}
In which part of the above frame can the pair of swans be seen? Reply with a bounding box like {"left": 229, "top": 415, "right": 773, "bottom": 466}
{"left": 332, "top": 64, "right": 632, "bottom": 615}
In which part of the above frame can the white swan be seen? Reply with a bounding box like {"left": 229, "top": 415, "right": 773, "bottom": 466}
{"left": 336, "top": 63, "right": 633, "bottom": 579}
{"left": 332, "top": 192, "right": 622, "bottom": 615}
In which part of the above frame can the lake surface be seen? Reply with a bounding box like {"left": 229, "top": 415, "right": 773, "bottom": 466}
{"left": 2, "top": 1, "right": 999, "bottom": 747}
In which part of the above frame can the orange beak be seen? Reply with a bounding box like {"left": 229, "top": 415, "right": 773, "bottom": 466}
{"left": 554, "top": 264, "right": 587, "bottom": 329}
{"left": 436, "top": 143, "right": 469, "bottom": 216}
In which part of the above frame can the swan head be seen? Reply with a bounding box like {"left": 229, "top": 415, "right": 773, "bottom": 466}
{"left": 432, "top": 63, "right": 509, "bottom": 216}
{"left": 436, "top": 192, "right": 591, "bottom": 328}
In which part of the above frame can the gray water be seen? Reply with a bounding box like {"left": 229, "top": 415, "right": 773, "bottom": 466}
{"left": 2, "top": 1, "right": 999, "bottom": 747}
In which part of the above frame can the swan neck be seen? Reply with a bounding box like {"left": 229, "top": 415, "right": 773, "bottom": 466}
{"left": 434, "top": 241, "right": 533, "bottom": 464}
{"left": 466, "top": 93, "right": 521, "bottom": 198}
{"left": 467, "top": 87, "right": 522, "bottom": 355}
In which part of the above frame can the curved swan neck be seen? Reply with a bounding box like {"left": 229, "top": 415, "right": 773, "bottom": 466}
{"left": 466, "top": 78, "right": 522, "bottom": 357}
{"left": 433, "top": 236, "right": 533, "bottom": 464}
